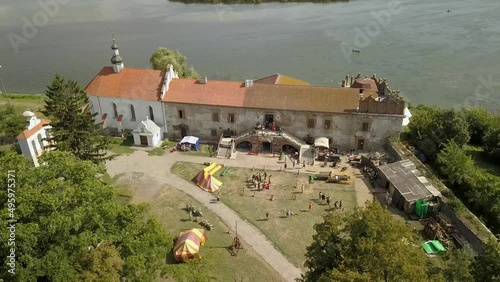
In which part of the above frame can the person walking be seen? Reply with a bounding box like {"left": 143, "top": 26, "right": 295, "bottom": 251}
{"left": 308, "top": 201, "right": 313, "bottom": 211}
{"left": 301, "top": 184, "right": 305, "bottom": 193}
{"left": 339, "top": 200, "right": 343, "bottom": 209}
{"left": 326, "top": 196, "right": 331, "bottom": 207}
{"left": 321, "top": 193, "right": 326, "bottom": 204}
{"left": 266, "top": 211, "right": 269, "bottom": 221}
{"left": 318, "top": 191, "right": 322, "bottom": 201}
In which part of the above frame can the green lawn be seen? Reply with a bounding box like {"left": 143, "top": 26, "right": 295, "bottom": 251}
{"left": 149, "top": 185, "right": 285, "bottom": 282}
{"left": 148, "top": 146, "right": 166, "bottom": 156}
{"left": 181, "top": 144, "right": 212, "bottom": 157}
{"left": 0, "top": 94, "right": 45, "bottom": 116}
{"left": 171, "top": 162, "right": 357, "bottom": 270}
{"left": 108, "top": 136, "right": 135, "bottom": 155}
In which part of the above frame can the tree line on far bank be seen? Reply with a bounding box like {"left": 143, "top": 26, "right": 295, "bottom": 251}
{"left": 168, "top": 0, "right": 348, "bottom": 3}
{"left": 406, "top": 105, "right": 500, "bottom": 234}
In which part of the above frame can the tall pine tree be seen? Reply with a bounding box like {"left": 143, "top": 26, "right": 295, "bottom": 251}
{"left": 42, "top": 74, "right": 112, "bottom": 163}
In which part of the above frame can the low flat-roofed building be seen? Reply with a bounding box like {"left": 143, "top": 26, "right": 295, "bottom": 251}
{"left": 378, "top": 160, "right": 441, "bottom": 213}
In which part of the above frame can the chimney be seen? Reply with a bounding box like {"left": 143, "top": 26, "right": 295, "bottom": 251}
{"left": 198, "top": 77, "right": 207, "bottom": 84}
{"left": 245, "top": 79, "right": 253, "bottom": 88}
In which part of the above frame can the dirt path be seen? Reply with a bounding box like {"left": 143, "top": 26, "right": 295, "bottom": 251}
{"left": 106, "top": 150, "right": 303, "bottom": 282}
{"left": 106, "top": 150, "right": 375, "bottom": 281}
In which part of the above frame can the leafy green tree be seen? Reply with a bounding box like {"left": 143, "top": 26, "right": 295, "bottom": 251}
{"left": 461, "top": 107, "right": 495, "bottom": 145}
{"left": 437, "top": 141, "right": 475, "bottom": 185}
{"left": 408, "top": 106, "right": 470, "bottom": 160}
{"left": 483, "top": 120, "right": 500, "bottom": 162}
{"left": 42, "top": 74, "right": 112, "bottom": 164}
{"left": 444, "top": 247, "right": 474, "bottom": 282}
{"left": 472, "top": 239, "right": 500, "bottom": 282}
{"left": 302, "top": 202, "right": 433, "bottom": 282}
{"left": 0, "top": 105, "right": 26, "bottom": 144}
{"left": 150, "top": 47, "right": 200, "bottom": 78}
{"left": 0, "top": 151, "right": 172, "bottom": 281}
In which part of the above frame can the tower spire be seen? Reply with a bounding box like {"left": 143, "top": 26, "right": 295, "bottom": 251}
{"left": 110, "top": 31, "right": 124, "bottom": 73}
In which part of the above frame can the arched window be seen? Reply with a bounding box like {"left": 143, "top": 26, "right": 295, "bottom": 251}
{"left": 149, "top": 106, "right": 154, "bottom": 122}
{"left": 130, "top": 104, "right": 136, "bottom": 121}
{"left": 37, "top": 133, "right": 44, "bottom": 151}
{"left": 112, "top": 103, "right": 118, "bottom": 117}
{"left": 32, "top": 140, "right": 39, "bottom": 157}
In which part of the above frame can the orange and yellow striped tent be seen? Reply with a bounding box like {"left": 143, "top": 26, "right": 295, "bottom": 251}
{"left": 196, "top": 163, "right": 223, "bottom": 193}
{"left": 173, "top": 228, "right": 207, "bottom": 262}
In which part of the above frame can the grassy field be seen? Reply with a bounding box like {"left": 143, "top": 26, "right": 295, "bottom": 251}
{"left": 182, "top": 144, "right": 212, "bottom": 157}
{"left": 108, "top": 136, "right": 135, "bottom": 155}
{"left": 149, "top": 185, "right": 285, "bottom": 282}
{"left": 171, "top": 162, "right": 357, "bottom": 269}
{"left": 0, "top": 94, "right": 45, "bottom": 116}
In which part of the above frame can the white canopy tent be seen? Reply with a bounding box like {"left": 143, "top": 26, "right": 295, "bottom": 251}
{"left": 314, "top": 137, "right": 329, "bottom": 148}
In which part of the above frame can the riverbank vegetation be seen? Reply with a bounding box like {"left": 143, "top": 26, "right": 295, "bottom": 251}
{"left": 150, "top": 47, "right": 199, "bottom": 78}
{"left": 301, "top": 202, "right": 500, "bottom": 282}
{"left": 405, "top": 105, "right": 500, "bottom": 234}
{"left": 170, "top": 0, "right": 348, "bottom": 3}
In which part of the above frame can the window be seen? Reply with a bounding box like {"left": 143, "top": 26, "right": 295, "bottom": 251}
{"left": 307, "top": 118, "right": 316, "bottom": 128}
{"left": 112, "top": 103, "right": 118, "bottom": 117}
{"left": 212, "top": 112, "right": 219, "bottom": 122}
{"left": 324, "top": 120, "right": 331, "bottom": 129}
{"left": 362, "top": 122, "right": 370, "bottom": 132}
{"left": 178, "top": 110, "right": 185, "bottom": 119}
{"left": 149, "top": 106, "right": 155, "bottom": 122}
{"left": 211, "top": 129, "right": 217, "bottom": 137}
{"left": 228, "top": 113, "right": 235, "bottom": 123}
{"left": 37, "top": 134, "right": 44, "bottom": 150}
{"left": 130, "top": 104, "right": 136, "bottom": 121}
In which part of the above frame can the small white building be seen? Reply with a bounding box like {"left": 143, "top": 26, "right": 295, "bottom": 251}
{"left": 16, "top": 111, "right": 52, "bottom": 167}
{"left": 132, "top": 117, "right": 162, "bottom": 147}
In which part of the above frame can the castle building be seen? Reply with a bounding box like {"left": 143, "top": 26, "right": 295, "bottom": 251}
{"left": 85, "top": 39, "right": 411, "bottom": 154}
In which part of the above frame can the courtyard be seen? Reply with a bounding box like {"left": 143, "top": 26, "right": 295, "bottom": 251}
{"left": 105, "top": 148, "right": 374, "bottom": 281}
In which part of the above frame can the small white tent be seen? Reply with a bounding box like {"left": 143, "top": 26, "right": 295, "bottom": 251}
{"left": 132, "top": 118, "right": 161, "bottom": 147}
{"left": 402, "top": 107, "right": 412, "bottom": 126}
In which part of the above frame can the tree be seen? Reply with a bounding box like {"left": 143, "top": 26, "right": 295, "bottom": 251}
{"left": 444, "top": 247, "right": 474, "bottom": 282}
{"left": 42, "top": 74, "right": 112, "bottom": 164}
{"left": 461, "top": 107, "right": 495, "bottom": 145}
{"left": 302, "top": 202, "right": 433, "bottom": 282}
{"left": 150, "top": 47, "right": 200, "bottom": 78}
{"left": 408, "top": 106, "right": 470, "bottom": 161}
{"left": 472, "top": 239, "right": 500, "bottom": 282}
{"left": 437, "top": 141, "right": 476, "bottom": 186}
{"left": 483, "top": 120, "right": 500, "bottom": 163}
{"left": 0, "top": 151, "right": 172, "bottom": 281}
{"left": 0, "top": 105, "right": 25, "bottom": 144}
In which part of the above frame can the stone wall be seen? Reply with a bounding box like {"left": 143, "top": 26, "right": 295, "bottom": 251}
{"left": 164, "top": 103, "right": 404, "bottom": 151}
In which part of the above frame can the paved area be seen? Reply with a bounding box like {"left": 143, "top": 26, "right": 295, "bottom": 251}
{"left": 106, "top": 149, "right": 374, "bottom": 281}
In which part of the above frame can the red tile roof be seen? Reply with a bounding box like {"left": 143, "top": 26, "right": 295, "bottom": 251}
{"left": 244, "top": 84, "right": 374, "bottom": 113}
{"left": 162, "top": 79, "right": 247, "bottom": 107}
{"left": 163, "top": 79, "right": 374, "bottom": 113}
{"left": 16, "top": 118, "right": 50, "bottom": 140}
{"left": 254, "top": 74, "right": 310, "bottom": 86}
{"left": 85, "top": 67, "right": 165, "bottom": 101}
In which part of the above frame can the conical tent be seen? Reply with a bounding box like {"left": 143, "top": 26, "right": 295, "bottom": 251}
{"left": 173, "top": 229, "right": 207, "bottom": 262}
{"left": 196, "top": 163, "right": 223, "bottom": 193}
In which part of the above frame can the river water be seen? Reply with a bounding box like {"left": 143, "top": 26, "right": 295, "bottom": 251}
{"left": 1, "top": 0, "right": 499, "bottom": 110}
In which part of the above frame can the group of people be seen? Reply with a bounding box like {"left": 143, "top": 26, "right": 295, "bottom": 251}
{"left": 251, "top": 172, "right": 272, "bottom": 190}
{"left": 318, "top": 192, "right": 343, "bottom": 209}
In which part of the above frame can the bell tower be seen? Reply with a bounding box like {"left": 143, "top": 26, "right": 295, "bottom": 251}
{"left": 110, "top": 32, "right": 124, "bottom": 73}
